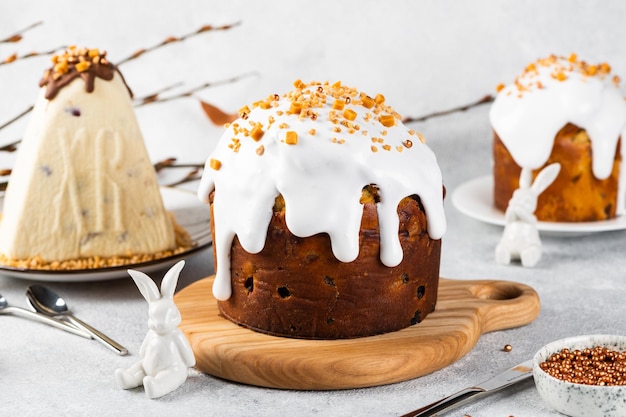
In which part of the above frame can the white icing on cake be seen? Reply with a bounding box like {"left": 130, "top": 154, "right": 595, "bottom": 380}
{"left": 0, "top": 74, "right": 176, "bottom": 262}
{"left": 489, "top": 54, "right": 626, "bottom": 215}
{"left": 198, "top": 81, "right": 446, "bottom": 301}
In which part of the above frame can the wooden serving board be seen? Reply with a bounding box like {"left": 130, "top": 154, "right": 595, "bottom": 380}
{"left": 175, "top": 276, "right": 540, "bottom": 390}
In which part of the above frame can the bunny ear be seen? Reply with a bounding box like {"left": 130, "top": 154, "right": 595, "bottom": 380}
{"left": 128, "top": 269, "right": 161, "bottom": 302}
{"left": 531, "top": 163, "right": 561, "bottom": 195}
{"left": 518, "top": 168, "right": 533, "bottom": 189}
{"left": 160, "top": 260, "right": 185, "bottom": 299}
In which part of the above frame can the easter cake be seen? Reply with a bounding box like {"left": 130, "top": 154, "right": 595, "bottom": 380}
{"left": 490, "top": 54, "right": 625, "bottom": 222}
{"left": 198, "top": 80, "right": 446, "bottom": 339}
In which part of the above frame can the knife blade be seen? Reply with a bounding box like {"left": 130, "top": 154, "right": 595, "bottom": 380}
{"left": 399, "top": 359, "right": 534, "bottom": 417}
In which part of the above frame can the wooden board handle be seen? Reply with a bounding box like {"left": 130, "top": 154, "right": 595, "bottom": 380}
{"left": 176, "top": 276, "right": 540, "bottom": 390}
{"left": 438, "top": 278, "right": 540, "bottom": 334}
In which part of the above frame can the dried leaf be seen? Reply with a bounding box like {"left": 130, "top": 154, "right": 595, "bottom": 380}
{"left": 200, "top": 100, "right": 237, "bottom": 126}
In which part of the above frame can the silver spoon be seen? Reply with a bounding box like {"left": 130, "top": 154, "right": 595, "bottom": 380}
{"left": 26, "top": 285, "right": 128, "bottom": 356}
{"left": 0, "top": 293, "right": 91, "bottom": 338}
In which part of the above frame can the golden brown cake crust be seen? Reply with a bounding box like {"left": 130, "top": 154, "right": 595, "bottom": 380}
{"left": 210, "top": 190, "right": 441, "bottom": 340}
{"left": 493, "top": 123, "right": 622, "bottom": 222}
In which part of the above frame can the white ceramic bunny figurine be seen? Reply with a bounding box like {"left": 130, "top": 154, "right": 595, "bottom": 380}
{"left": 115, "top": 260, "right": 195, "bottom": 399}
{"left": 495, "top": 163, "right": 561, "bottom": 267}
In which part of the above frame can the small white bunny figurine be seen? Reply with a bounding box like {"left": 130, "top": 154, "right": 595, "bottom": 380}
{"left": 115, "top": 260, "right": 196, "bottom": 399}
{"left": 495, "top": 163, "right": 561, "bottom": 267}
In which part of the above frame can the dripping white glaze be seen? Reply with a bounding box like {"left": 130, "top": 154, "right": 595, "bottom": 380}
{"left": 489, "top": 55, "right": 626, "bottom": 216}
{"left": 198, "top": 81, "right": 446, "bottom": 301}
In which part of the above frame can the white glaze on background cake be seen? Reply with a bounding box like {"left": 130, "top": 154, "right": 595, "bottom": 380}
{"left": 489, "top": 54, "right": 626, "bottom": 216}
{"left": 198, "top": 80, "right": 446, "bottom": 301}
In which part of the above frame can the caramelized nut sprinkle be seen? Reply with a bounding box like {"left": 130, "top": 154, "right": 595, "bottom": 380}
{"left": 219, "top": 80, "right": 427, "bottom": 157}
{"left": 40, "top": 46, "right": 132, "bottom": 100}
{"left": 496, "top": 54, "right": 620, "bottom": 98}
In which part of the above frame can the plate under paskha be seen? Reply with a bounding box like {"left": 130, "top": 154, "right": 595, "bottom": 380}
{"left": 0, "top": 187, "right": 211, "bottom": 281}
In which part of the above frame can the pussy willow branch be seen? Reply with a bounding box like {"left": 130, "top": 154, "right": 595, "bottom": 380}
{"left": 116, "top": 21, "right": 241, "bottom": 66}
{"left": 0, "top": 94, "right": 497, "bottom": 190}
{"left": 1, "top": 20, "right": 240, "bottom": 67}
{"left": 0, "top": 20, "right": 42, "bottom": 44}
{"left": 1, "top": 86, "right": 487, "bottom": 158}
{"left": 133, "top": 82, "right": 184, "bottom": 106}
{"left": 154, "top": 157, "right": 203, "bottom": 173}
{"left": 0, "top": 107, "right": 33, "bottom": 153}
{"left": 0, "top": 72, "right": 250, "bottom": 149}
{"left": 0, "top": 21, "right": 244, "bottom": 136}
{"left": 163, "top": 169, "right": 203, "bottom": 187}
{"left": 154, "top": 157, "right": 204, "bottom": 187}
{"left": 157, "top": 93, "right": 493, "bottom": 186}
{"left": 0, "top": 106, "right": 33, "bottom": 131}
{"left": 402, "top": 94, "right": 494, "bottom": 124}
{"left": 1, "top": 45, "right": 67, "bottom": 66}
{"left": 134, "top": 72, "right": 256, "bottom": 107}
{"left": 0, "top": 21, "right": 241, "bottom": 189}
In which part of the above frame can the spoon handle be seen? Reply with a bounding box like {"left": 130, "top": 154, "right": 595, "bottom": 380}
{"left": 68, "top": 315, "right": 129, "bottom": 356}
{"left": 5, "top": 307, "right": 92, "bottom": 339}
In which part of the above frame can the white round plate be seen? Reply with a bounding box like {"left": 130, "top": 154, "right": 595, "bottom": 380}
{"left": 0, "top": 187, "right": 211, "bottom": 281}
{"left": 452, "top": 176, "right": 626, "bottom": 237}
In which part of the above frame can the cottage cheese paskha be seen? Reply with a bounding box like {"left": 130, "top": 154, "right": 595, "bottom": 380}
{"left": 0, "top": 47, "right": 179, "bottom": 268}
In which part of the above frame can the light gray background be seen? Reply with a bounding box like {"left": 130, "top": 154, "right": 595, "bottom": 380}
{"left": 1, "top": 1, "right": 625, "bottom": 416}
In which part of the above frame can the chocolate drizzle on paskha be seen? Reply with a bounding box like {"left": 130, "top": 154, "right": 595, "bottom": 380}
{"left": 39, "top": 46, "right": 133, "bottom": 100}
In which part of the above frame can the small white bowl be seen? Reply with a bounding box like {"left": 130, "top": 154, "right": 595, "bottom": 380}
{"left": 533, "top": 335, "right": 626, "bottom": 417}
